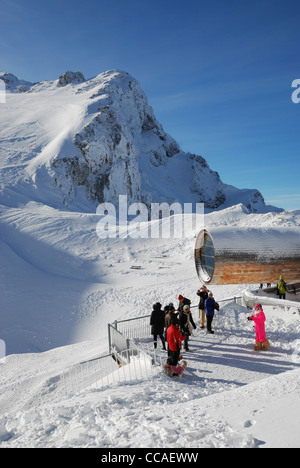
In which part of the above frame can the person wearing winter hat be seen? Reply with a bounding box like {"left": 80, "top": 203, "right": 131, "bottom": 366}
{"left": 248, "top": 304, "right": 270, "bottom": 351}
{"left": 178, "top": 294, "right": 191, "bottom": 313}
{"left": 150, "top": 302, "right": 166, "bottom": 350}
{"left": 197, "top": 285, "right": 209, "bottom": 329}
{"left": 277, "top": 275, "right": 288, "bottom": 300}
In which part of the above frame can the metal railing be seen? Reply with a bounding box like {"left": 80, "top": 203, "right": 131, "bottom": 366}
{"left": 242, "top": 288, "right": 300, "bottom": 312}
{"left": 63, "top": 295, "right": 249, "bottom": 395}
{"left": 62, "top": 345, "right": 162, "bottom": 395}
{"left": 63, "top": 317, "right": 161, "bottom": 395}
{"left": 108, "top": 314, "right": 152, "bottom": 344}
{"left": 62, "top": 353, "right": 119, "bottom": 395}
{"left": 108, "top": 297, "right": 245, "bottom": 348}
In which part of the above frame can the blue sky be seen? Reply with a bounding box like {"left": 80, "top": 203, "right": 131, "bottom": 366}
{"left": 1, "top": 0, "right": 300, "bottom": 210}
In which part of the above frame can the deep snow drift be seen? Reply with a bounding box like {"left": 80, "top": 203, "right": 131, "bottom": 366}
{"left": 0, "top": 204, "right": 300, "bottom": 448}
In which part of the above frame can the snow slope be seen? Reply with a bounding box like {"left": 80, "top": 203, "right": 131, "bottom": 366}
{"left": 0, "top": 68, "right": 299, "bottom": 448}
{"left": 0, "top": 204, "right": 299, "bottom": 448}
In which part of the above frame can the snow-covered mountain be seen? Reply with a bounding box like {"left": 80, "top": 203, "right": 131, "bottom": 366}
{"left": 0, "top": 69, "right": 279, "bottom": 213}
{"left": 2, "top": 69, "right": 300, "bottom": 449}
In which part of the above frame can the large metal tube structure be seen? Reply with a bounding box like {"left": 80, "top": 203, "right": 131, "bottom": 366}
{"left": 195, "top": 227, "right": 300, "bottom": 285}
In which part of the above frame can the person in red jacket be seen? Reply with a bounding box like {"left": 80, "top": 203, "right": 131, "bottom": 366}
{"left": 166, "top": 316, "right": 186, "bottom": 366}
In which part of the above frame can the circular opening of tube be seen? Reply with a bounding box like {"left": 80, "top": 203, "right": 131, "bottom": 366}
{"left": 195, "top": 229, "right": 215, "bottom": 283}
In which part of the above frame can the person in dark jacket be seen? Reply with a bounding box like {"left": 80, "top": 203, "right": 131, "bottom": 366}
{"left": 197, "top": 286, "right": 209, "bottom": 329}
{"left": 150, "top": 302, "right": 166, "bottom": 350}
{"left": 179, "top": 305, "right": 196, "bottom": 351}
{"left": 178, "top": 294, "right": 191, "bottom": 313}
{"left": 205, "top": 292, "right": 219, "bottom": 334}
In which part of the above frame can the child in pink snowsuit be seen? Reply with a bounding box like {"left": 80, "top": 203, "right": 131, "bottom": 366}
{"left": 248, "top": 304, "right": 270, "bottom": 351}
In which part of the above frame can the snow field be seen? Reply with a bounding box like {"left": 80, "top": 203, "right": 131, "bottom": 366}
{"left": 0, "top": 302, "right": 300, "bottom": 448}
{"left": 0, "top": 204, "right": 299, "bottom": 447}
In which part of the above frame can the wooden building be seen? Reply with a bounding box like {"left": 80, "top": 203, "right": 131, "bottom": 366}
{"left": 195, "top": 227, "right": 300, "bottom": 285}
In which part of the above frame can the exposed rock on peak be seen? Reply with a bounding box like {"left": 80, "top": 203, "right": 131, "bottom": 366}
{"left": 58, "top": 71, "right": 85, "bottom": 87}
{"left": 0, "top": 72, "right": 33, "bottom": 92}
{"left": 0, "top": 69, "right": 280, "bottom": 213}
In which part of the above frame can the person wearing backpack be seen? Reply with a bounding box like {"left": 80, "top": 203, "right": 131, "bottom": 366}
{"left": 277, "top": 275, "right": 288, "bottom": 299}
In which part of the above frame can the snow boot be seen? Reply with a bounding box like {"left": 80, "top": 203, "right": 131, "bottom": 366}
{"left": 164, "top": 361, "right": 187, "bottom": 378}
{"left": 164, "top": 363, "right": 174, "bottom": 378}
{"left": 262, "top": 340, "right": 270, "bottom": 351}
{"left": 254, "top": 341, "right": 262, "bottom": 351}
{"left": 177, "top": 361, "right": 187, "bottom": 379}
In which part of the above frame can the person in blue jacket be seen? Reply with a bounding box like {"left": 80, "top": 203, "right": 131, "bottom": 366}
{"left": 205, "top": 292, "right": 219, "bottom": 334}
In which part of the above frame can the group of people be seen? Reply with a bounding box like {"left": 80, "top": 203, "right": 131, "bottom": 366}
{"left": 196, "top": 286, "right": 219, "bottom": 334}
{"left": 150, "top": 282, "right": 273, "bottom": 377}
{"left": 198, "top": 285, "right": 271, "bottom": 352}
{"left": 150, "top": 297, "right": 195, "bottom": 355}
{"left": 150, "top": 289, "right": 220, "bottom": 377}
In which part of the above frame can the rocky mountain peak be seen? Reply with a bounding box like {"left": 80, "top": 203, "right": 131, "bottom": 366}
{"left": 0, "top": 71, "right": 33, "bottom": 92}
{"left": 0, "top": 69, "right": 279, "bottom": 214}
{"left": 57, "top": 71, "right": 86, "bottom": 87}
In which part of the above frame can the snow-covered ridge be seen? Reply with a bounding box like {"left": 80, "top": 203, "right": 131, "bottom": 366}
{"left": 1, "top": 70, "right": 299, "bottom": 448}
{"left": 0, "top": 72, "right": 33, "bottom": 92}
{"left": 0, "top": 69, "right": 280, "bottom": 213}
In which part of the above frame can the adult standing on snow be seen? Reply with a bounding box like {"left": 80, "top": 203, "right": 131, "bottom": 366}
{"left": 164, "top": 303, "right": 177, "bottom": 331}
{"left": 164, "top": 303, "right": 177, "bottom": 352}
{"left": 277, "top": 275, "right": 289, "bottom": 299}
{"left": 205, "top": 292, "right": 219, "bottom": 334}
{"left": 248, "top": 303, "right": 270, "bottom": 351}
{"left": 177, "top": 294, "right": 191, "bottom": 313}
{"left": 150, "top": 302, "right": 166, "bottom": 350}
{"left": 179, "top": 305, "right": 197, "bottom": 351}
{"left": 166, "top": 316, "right": 186, "bottom": 366}
{"left": 197, "top": 285, "right": 209, "bottom": 329}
